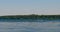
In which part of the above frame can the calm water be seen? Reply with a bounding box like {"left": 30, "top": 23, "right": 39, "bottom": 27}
{"left": 0, "top": 19, "right": 60, "bottom": 32}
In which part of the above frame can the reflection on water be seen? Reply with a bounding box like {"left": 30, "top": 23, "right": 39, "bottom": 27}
{"left": 0, "top": 19, "right": 60, "bottom": 32}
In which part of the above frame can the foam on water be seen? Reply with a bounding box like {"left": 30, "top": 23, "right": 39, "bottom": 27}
{"left": 0, "top": 21, "right": 60, "bottom": 32}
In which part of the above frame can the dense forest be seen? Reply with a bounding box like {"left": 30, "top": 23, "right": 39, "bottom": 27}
{"left": 0, "top": 14, "right": 60, "bottom": 20}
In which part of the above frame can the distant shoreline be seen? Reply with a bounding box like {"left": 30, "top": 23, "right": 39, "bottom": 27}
{"left": 0, "top": 14, "right": 60, "bottom": 20}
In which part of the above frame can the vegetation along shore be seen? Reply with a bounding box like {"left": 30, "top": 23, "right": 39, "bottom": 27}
{"left": 0, "top": 14, "right": 60, "bottom": 20}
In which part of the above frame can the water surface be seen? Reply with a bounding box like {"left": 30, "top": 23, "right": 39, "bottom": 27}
{"left": 0, "top": 19, "right": 60, "bottom": 32}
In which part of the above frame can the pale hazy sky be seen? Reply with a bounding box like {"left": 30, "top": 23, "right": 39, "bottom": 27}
{"left": 0, "top": 0, "right": 60, "bottom": 15}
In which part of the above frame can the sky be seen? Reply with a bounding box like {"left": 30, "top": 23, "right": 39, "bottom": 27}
{"left": 0, "top": 0, "right": 60, "bottom": 16}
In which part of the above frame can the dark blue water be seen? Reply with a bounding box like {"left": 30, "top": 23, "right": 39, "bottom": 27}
{"left": 0, "top": 19, "right": 60, "bottom": 22}
{"left": 0, "top": 19, "right": 60, "bottom": 32}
